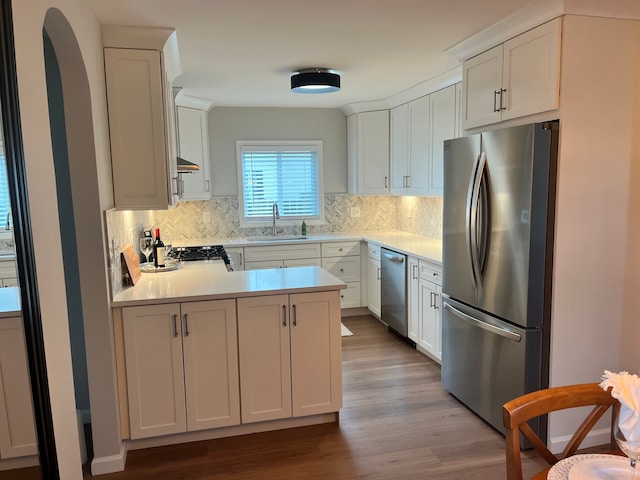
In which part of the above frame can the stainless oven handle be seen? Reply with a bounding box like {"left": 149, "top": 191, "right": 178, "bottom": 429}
{"left": 443, "top": 302, "right": 521, "bottom": 342}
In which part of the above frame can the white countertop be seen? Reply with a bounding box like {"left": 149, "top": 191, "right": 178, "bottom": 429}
{"left": 0, "top": 287, "right": 21, "bottom": 317}
{"left": 112, "top": 263, "right": 346, "bottom": 307}
{"left": 176, "top": 230, "right": 442, "bottom": 264}
{"left": 361, "top": 232, "right": 442, "bottom": 263}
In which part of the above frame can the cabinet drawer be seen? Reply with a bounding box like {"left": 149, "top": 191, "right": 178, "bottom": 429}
{"left": 321, "top": 241, "right": 360, "bottom": 258}
{"left": 419, "top": 260, "right": 442, "bottom": 285}
{"left": 367, "top": 243, "right": 381, "bottom": 261}
{"left": 244, "top": 243, "right": 321, "bottom": 262}
{"left": 322, "top": 256, "right": 361, "bottom": 283}
{"left": 339, "top": 283, "right": 361, "bottom": 309}
{"left": 245, "top": 260, "right": 283, "bottom": 271}
{"left": 284, "top": 258, "right": 322, "bottom": 268}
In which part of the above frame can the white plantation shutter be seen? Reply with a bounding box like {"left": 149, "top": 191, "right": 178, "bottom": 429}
{"left": 0, "top": 155, "right": 9, "bottom": 224}
{"left": 238, "top": 142, "right": 322, "bottom": 223}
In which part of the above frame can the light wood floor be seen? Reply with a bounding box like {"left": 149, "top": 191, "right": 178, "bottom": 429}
{"left": 2, "top": 315, "right": 549, "bottom": 479}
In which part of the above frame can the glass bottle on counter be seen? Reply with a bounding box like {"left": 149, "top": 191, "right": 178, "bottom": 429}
{"left": 153, "top": 228, "right": 165, "bottom": 268}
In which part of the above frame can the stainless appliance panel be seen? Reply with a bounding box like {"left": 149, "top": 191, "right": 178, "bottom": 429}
{"left": 476, "top": 124, "right": 535, "bottom": 327}
{"left": 381, "top": 248, "right": 407, "bottom": 337}
{"left": 441, "top": 296, "right": 544, "bottom": 435}
{"left": 442, "top": 134, "right": 481, "bottom": 308}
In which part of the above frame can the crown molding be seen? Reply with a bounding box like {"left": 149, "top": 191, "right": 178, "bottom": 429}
{"left": 446, "top": 0, "right": 640, "bottom": 63}
{"left": 446, "top": 0, "right": 564, "bottom": 62}
{"left": 175, "top": 93, "right": 215, "bottom": 111}
{"left": 102, "top": 25, "right": 175, "bottom": 50}
{"left": 386, "top": 66, "right": 462, "bottom": 109}
{"left": 341, "top": 66, "right": 462, "bottom": 115}
{"left": 341, "top": 100, "right": 390, "bottom": 116}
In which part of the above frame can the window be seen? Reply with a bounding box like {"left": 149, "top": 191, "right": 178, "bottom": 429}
{"left": 0, "top": 154, "right": 9, "bottom": 225}
{"left": 237, "top": 141, "right": 324, "bottom": 226}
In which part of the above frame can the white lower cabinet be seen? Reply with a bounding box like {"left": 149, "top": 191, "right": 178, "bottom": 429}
{"left": 123, "top": 300, "right": 240, "bottom": 439}
{"left": 237, "top": 291, "right": 342, "bottom": 424}
{"left": 244, "top": 243, "right": 322, "bottom": 271}
{"left": 0, "top": 259, "right": 17, "bottom": 288}
{"left": 224, "top": 247, "right": 244, "bottom": 271}
{"left": 245, "top": 258, "right": 322, "bottom": 270}
{"left": 0, "top": 317, "right": 37, "bottom": 459}
{"left": 321, "top": 241, "right": 361, "bottom": 309}
{"left": 417, "top": 261, "right": 442, "bottom": 363}
{"left": 366, "top": 257, "right": 381, "bottom": 318}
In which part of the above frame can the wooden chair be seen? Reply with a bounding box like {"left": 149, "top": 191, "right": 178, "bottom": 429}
{"left": 502, "top": 383, "right": 620, "bottom": 480}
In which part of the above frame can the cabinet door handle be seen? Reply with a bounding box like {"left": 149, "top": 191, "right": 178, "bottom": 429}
{"left": 412, "top": 264, "right": 418, "bottom": 280}
{"left": 172, "top": 314, "right": 179, "bottom": 337}
{"left": 384, "top": 176, "right": 388, "bottom": 188}
{"left": 205, "top": 179, "right": 210, "bottom": 192}
{"left": 239, "top": 253, "right": 243, "bottom": 266}
{"left": 377, "top": 267, "right": 381, "bottom": 280}
{"left": 500, "top": 88, "right": 507, "bottom": 111}
{"left": 282, "top": 305, "right": 287, "bottom": 327}
{"left": 434, "top": 294, "right": 440, "bottom": 309}
{"left": 183, "top": 313, "right": 190, "bottom": 337}
{"left": 430, "top": 292, "right": 435, "bottom": 309}
{"left": 292, "top": 304, "right": 297, "bottom": 326}
{"left": 493, "top": 90, "right": 501, "bottom": 112}
{"left": 406, "top": 175, "right": 410, "bottom": 188}
{"left": 340, "top": 268, "right": 344, "bottom": 273}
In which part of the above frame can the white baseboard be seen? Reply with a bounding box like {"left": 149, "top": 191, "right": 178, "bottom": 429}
{"left": 0, "top": 455, "right": 39, "bottom": 471}
{"left": 91, "top": 443, "right": 127, "bottom": 476}
{"left": 548, "top": 426, "right": 612, "bottom": 454}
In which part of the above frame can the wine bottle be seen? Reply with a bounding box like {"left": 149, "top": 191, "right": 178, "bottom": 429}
{"left": 153, "top": 228, "right": 165, "bottom": 268}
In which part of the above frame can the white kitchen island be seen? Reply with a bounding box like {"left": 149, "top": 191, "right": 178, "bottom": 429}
{"left": 112, "top": 263, "right": 346, "bottom": 450}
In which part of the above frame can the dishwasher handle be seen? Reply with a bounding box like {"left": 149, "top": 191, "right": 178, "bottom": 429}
{"left": 382, "top": 252, "right": 405, "bottom": 263}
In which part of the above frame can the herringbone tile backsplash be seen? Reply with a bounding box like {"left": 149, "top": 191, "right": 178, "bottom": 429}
{"left": 106, "top": 194, "right": 442, "bottom": 296}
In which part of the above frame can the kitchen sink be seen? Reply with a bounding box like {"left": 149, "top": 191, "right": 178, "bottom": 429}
{"left": 246, "top": 235, "right": 309, "bottom": 242}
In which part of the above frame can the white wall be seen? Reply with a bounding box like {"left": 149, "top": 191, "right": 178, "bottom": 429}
{"left": 209, "top": 107, "right": 347, "bottom": 196}
{"left": 12, "top": 0, "right": 120, "bottom": 477}
{"left": 548, "top": 14, "right": 640, "bottom": 449}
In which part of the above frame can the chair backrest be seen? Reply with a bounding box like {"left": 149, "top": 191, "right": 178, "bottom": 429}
{"left": 502, "top": 383, "right": 619, "bottom": 480}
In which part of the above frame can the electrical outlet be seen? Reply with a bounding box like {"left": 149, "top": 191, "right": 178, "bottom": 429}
{"left": 203, "top": 211, "right": 211, "bottom": 223}
{"left": 351, "top": 207, "right": 361, "bottom": 218}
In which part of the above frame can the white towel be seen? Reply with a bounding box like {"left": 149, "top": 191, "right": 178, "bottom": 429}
{"left": 600, "top": 370, "right": 640, "bottom": 442}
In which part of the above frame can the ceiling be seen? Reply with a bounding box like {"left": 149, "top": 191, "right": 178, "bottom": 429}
{"left": 84, "top": 0, "right": 533, "bottom": 109}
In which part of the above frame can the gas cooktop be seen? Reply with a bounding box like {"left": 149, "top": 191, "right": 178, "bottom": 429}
{"left": 166, "top": 245, "right": 232, "bottom": 270}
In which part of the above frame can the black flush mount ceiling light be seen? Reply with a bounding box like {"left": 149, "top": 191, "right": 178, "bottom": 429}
{"left": 291, "top": 68, "right": 340, "bottom": 94}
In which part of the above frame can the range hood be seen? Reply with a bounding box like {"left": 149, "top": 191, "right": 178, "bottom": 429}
{"left": 177, "top": 156, "right": 199, "bottom": 172}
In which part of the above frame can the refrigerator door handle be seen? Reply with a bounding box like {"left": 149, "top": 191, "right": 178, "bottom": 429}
{"left": 467, "top": 152, "right": 487, "bottom": 289}
{"left": 443, "top": 301, "right": 522, "bottom": 342}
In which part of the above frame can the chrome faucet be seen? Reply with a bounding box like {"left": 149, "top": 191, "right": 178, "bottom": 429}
{"left": 272, "top": 202, "right": 280, "bottom": 236}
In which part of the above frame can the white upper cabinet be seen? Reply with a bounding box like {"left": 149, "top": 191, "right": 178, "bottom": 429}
{"left": 462, "top": 18, "right": 561, "bottom": 130}
{"left": 104, "top": 47, "right": 179, "bottom": 210}
{"left": 347, "top": 110, "right": 390, "bottom": 195}
{"left": 390, "top": 85, "right": 457, "bottom": 196}
{"left": 428, "top": 85, "right": 456, "bottom": 196}
{"left": 176, "top": 106, "right": 212, "bottom": 201}
{"left": 391, "top": 97, "right": 430, "bottom": 195}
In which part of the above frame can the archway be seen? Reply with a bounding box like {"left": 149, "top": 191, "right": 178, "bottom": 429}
{"left": 43, "top": 7, "right": 123, "bottom": 476}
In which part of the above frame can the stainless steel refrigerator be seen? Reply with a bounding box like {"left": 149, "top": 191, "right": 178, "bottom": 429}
{"left": 441, "top": 121, "right": 558, "bottom": 438}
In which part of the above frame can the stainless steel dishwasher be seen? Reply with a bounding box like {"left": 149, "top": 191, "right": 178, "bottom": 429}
{"left": 381, "top": 247, "right": 411, "bottom": 342}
